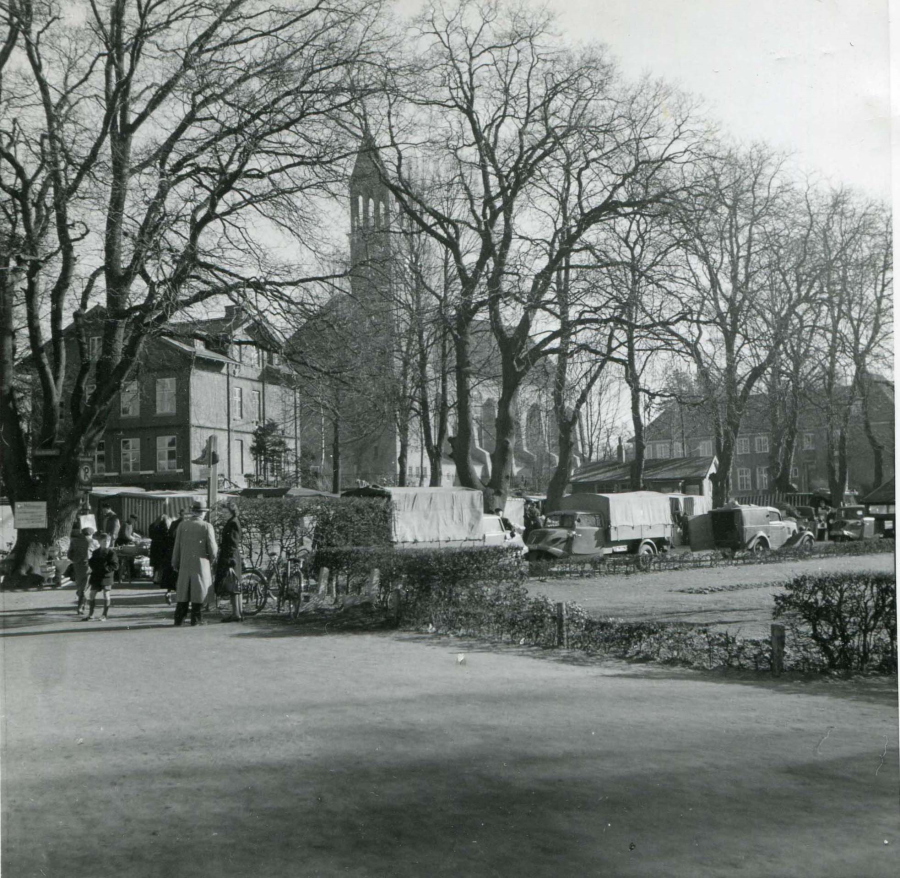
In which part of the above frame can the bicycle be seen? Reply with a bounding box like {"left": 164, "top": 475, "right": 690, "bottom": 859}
{"left": 239, "top": 548, "right": 311, "bottom": 618}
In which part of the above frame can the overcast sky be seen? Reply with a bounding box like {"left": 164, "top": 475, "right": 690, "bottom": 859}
{"left": 395, "top": 0, "right": 892, "bottom": 200}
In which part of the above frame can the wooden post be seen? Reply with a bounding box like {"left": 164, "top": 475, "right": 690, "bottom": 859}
{"left": 555, "top": 602, "right": 565, "bottom": 648}
{"left": 771, "top": 623, "right": 785, "bottom": 676}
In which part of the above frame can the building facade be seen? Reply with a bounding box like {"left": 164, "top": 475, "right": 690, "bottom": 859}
{"left": 637, "top": 379, "right": 894, "bottom": 499}
{"left": 48, "top": 307, "right": 299, "bottom": 491}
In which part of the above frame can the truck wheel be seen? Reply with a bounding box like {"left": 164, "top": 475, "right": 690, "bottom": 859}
{"left": 750, "top": 539, "right": 769, "bottom": 556}
{"left": 636, "top": 542, "right": 656, "bottom": 570}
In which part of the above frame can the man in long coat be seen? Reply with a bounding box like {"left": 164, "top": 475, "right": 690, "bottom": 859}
{"left": 171, "top": 500, "right": 218, "bottom": 627}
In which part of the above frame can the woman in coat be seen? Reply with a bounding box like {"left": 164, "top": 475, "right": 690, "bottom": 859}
{"left": 171, "top": 501, "right": 218, "bottom": 627}
{"left": 148, "top": 513, "right": 172, "bottom": 592}
{"left": 215, "top": 502, "right": 244, "bottom": 622}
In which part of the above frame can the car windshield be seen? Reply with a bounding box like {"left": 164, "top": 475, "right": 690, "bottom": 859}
{"left": 839, "top": 507, "right": 864, "bottom": 519}
{"left": 544, "top": 513, "right": 578, "bottom": 529}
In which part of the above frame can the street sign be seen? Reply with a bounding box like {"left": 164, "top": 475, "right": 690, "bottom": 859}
{"left": 77, "top": 460, "right": 93, "bottom": 490}
{"left": 14, "top": 501, "right": 48, "bottom": 529}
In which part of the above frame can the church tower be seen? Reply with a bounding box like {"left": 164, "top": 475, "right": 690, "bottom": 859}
{"left": 349, "top": 136, "right": 393, "bottom": 312}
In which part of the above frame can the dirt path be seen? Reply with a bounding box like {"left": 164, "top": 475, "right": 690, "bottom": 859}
{"left": 2, "top": 584, "right": 898, "bottom": 877}
{"left": 526, "top": 552, "right": 896, "bottom": 637}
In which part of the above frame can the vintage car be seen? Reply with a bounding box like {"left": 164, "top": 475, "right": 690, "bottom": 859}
{"left": 709, "top": 505, "right": 812, "bottom": 555}
{"left": 828, "top": 506, "right": 876, "bottom": 541}
{"left": 526, "top": 491, "right": 710, "bottom": 562}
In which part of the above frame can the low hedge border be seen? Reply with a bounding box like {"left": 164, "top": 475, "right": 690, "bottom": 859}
{"left": 527, "top": 537, "right": 894, "bottom": 579}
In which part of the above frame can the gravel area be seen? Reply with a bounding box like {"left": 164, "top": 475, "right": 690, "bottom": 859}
{"left": 526, "top": 552, "right": 896, "bottom": 638}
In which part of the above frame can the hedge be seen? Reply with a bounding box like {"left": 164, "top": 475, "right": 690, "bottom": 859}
{"left": 773, "top": 572, "right": 897, "bottom": 673}
{"left": 527, "top": 536, "right": 894, "bottom": 579}
{"left": 223, "top": 496, "right": 393, "bottom": 568}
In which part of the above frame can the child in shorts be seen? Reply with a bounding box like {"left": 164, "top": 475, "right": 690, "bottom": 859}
{"left": 83, "top": 533, "right": 119, "bottom": 621}
{"left": 68, "top": 526, "right": 97, "bottom": 615}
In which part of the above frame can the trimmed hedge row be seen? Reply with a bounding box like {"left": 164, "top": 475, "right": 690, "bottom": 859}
{"left": 528, "top": 537, "right": 894, "bottom": 579}
{"left": 383, "top": 563, "right": 896, "bottom": 675}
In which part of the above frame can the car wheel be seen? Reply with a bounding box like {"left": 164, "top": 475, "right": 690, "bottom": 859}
{"left": 750, "top": 540, "right": 769, "bottom": 556}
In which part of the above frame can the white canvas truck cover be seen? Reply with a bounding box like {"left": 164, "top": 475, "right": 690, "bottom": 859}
{"left": 382, "top": 487, "right": 484, "bottom": 543}
{"left": 558, "top": 491, "right": 673, "bottom": 525}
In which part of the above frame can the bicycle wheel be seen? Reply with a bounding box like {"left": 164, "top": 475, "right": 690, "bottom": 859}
{"left": 288, "top": 570, "right": 306, "bottom": 619}
{"left": 240, "top": 569, "right": 268, "bottom": 616}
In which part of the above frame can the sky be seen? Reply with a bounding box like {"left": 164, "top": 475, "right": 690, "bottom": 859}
{"left": 394, "top": 0, "right": 892, "bottom": 201}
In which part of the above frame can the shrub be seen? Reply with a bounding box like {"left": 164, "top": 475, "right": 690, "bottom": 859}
{"left": 227, "top": 496, "right": 393, "bottom": 568}
{"left": 773, "top": 572, "right": 897, "bottom": 673}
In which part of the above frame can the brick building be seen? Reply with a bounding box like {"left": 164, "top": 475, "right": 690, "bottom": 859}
{"left": 41, "top": 306, "right": 299, "bottom": 490}
{"left": 635, "top": 376, "right": 894, "bottom": 499}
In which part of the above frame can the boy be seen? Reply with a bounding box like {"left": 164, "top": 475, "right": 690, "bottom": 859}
{"left": 68, "top": 526, "right": 97, "bottom": 615}
{"left": 83, "top": 533, "right": 119, "bottom": 621}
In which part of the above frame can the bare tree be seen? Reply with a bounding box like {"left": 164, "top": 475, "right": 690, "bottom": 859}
{"left": 0, "top": 0, "right": 385, "bottom": 582}
{"left": 665, "top": 144, "right": 810, "bottom": 506}
{"left": 368, "top": 0, "right": 699, "bottom": 507}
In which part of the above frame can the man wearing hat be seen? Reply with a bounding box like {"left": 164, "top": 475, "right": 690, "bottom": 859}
{"left": 170, "top": 500, "right": 219, "bottom": 626}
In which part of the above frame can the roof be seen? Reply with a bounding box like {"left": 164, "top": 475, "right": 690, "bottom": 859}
{"left": 860, "top": 477, "right": 895, "bottom": 505}
{"left": 572, "top": 456, "right": 717, "bottom": 484}
{"left": 160, "top": 336, "right": 239, "bottom": 365}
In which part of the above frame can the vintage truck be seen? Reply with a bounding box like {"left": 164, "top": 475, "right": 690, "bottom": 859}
{"left": 341, "top": 486, "right": 524, "bottom": 550}
{"left": 695, "top": 504, "right": 815, "bottom": 554}
{"left": 525, "top": 491, "right": 711, "bottom": 562}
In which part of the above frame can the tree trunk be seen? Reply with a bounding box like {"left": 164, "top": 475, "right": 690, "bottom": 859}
{"left": 547, "top": 419, "right": 574, "bottom": 511}
{"left": 450, "top": 316, "right": 482, "bottom": 490}
{"left": 627, "top": 370, "right": 645, "bottom": 491}
{"left": 487, "top": 370, "right": 520, "bottom": 512}
{"left": 3, "top": 466, "right": 82, "bottom": 589}
{"left": 331, "top": 413, "right": 342, "bottom": 494}
{"left": 397, "top": 421, "right": 409, "bottom": 487}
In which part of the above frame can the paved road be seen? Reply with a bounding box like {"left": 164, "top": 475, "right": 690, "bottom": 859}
{"left": 1, "top": 585, "right": 898, "bottom": 877}
{"left": 527, "top": 552, "right": 896, "bottom": 637}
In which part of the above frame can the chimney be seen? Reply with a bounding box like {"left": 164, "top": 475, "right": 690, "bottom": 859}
{"left": 224, "top": 304, "right": 243, "bottom": 324}
{"left": 616, "top": 437, "right": 624, "bottom": 464}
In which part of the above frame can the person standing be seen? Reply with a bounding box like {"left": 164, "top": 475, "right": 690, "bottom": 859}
{"left": 171, "top": 500, "right": 218, "bottom": 627}
{"left": 83, "top": 533, "right": 118, "bottom": 621}
{"left": 148, "top": 513, "right": 173, "bottom": 599}
{"left": 161, "top": 508, "right": 187, "bottom": 604}
{"left": 215, "top": 502, "right": 244, "bottom": 623}
{"left": 100, "top": 503, "right": 121, "bottom": 543}
{"left": 68, "top": 526, "right": 97, "bottom": 615}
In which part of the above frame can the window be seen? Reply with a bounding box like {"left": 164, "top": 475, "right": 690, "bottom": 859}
{"left": 673, "top": 440, "right": 683, "bottom": 458}
{"left": 121, "top": 438, "right": 140, "bottom": 473}
{"left": 156, "top": 378, "right": 176, "bottom": 414}
{"left": 94, "top": 440, "right": 106, "bottom": 475}
{"left": 737, "top": 437, "right": 750, "bottom": 455}
{"left": 156, "top": 436, "right": 178, "bottom": 471}
{"left": 683, "top": 497, "right": 695, "bottom": 516}
{"left": 755, "top": 434, "right": 769, "bottom": 454}
{"left": 656, "top": 442, "right": 671, "bottom": 459}
{"left": 269, "top": 350, "right": 281, "bottom": 367}
{"left": 791, "top": 466, "right": 799, "bottom": 478}
{"left": 250, "top": 390, "right": 261, "bottom": 422}
{"left": 236, "top": 440, "right": 245, "bottom": 475}
{"left": 698, "top": 440, "right": 714, "bottom": 457}
{"left": 737, "top": 468, "right": 751, "bottom": 491}
{"left": 803, "top": 432, "right": 815, "bottom": 450}
{"left": 644, "top": 444, "right": 654, "bottom": 460}
{"left": 89, "top": 336, "right": 102, "bottom": 361}
{"left": 232, "top": 386, "right": 243, "bottom": 420}
{"left": 120, "top": 381, "right": 140, "bottom": 417}
{"left": 756, "top": 466, "right": 769, "bottom": 490}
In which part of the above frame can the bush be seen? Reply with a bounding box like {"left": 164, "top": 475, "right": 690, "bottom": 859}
{"left": 773, "top": 572, "right": 897, "bottom": 673}
{"left": 227, "top": 496, "right": 393, "bottom": 568}
{"left": 315, "top": 544, "right": 528, "bottom": 611}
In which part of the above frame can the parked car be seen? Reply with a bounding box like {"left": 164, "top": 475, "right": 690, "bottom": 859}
{"left": 708, "top": 505, "right": 812, "bottom": 555}
{"left": 828, "top": 506, "right": 876, "bottom": 541}
{"left": 482, "top": 514, "right": 526, "bottom": 552}
{"left": 526, "top": 491, "right": 710, "bottom": 563}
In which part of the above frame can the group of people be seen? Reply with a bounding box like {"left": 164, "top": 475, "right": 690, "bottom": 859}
{"left": 147, "top": 499, "right": 244, "bottom": 626}
{"left": 68, "top": 499, "right": 244, "bottom": 627}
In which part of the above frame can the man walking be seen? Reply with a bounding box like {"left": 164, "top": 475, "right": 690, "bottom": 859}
{"left": 171, "top": 500, "right": 218, "bottom": 627}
